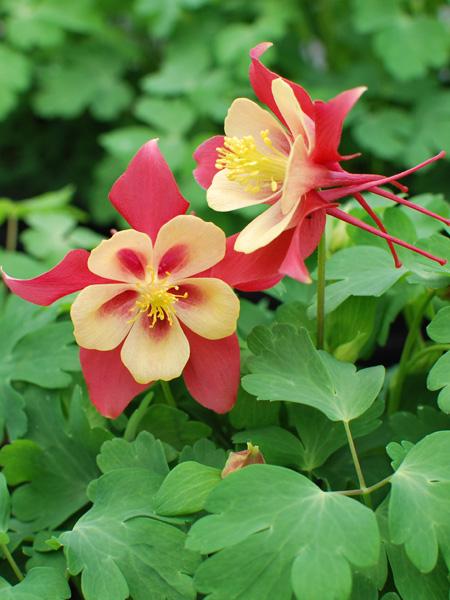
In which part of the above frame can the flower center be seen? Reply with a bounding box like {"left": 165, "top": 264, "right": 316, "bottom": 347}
{"left": 129, "top": 269, "right": 188, "bottom": 328}
{"left": 215, "top": 129, "right": 287, "bottom": 194}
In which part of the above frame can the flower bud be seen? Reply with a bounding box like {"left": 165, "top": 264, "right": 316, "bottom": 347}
{"left": 221, "top": 442, "right": 265, "bottom": 478}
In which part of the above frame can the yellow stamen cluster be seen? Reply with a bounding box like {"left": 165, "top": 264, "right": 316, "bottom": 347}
{"left": 129, "top": 268, "right": 188, "bottom": 327}
{"left": 215, "top": 129, "right": 287, "bottom": 194}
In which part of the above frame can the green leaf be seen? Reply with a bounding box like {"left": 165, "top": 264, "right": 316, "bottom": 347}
{"left": 60, "top": 443, "right": 199, "bottom": 600}
{"left": 0, "top": 567, "right": 70, "bottom": 599}
{"left": 353, "top": 108, "right": 413, "bottom": 161}
{"left": 22, "top": 213, "right": 102, "bottom": 263}
{"left": 0, "top": 44, "right": 31, "bottom": 119}
{"left": 289, "top": 401, "right": 383, "bottom": 472}
{"left": 178, "top": 439, "right": 226, "bottom": 469}
{"left": 134, "top": 97, "right": 195, "bottom": 134}
{"left": 427, "top": 307, "right": 450, "bottom": 344}
{"left": 310, "top": 246, "right": 406, "bottom": 314}
{"left": 377, "top": 501, "right": 449, "bottom": 600}
{"left": 426, "top": 307, "right": 450, "bottom": 412}
{"left": 389, "top": 431, "right": 450, "bottom": 573}
{"left": 374, "top": 16, "right": 449, "bottom": 81}
{"left": 96, "top": 431, "right": 168, "bottom": 476}
{"left": 154, "top": 461, "right": 221, "bottom": 516}
{"left": 187, "top": 465, "right": 381, "bottom": 600}
{"left": 352, "top": 0, "right": 402, "bottom": 33}
{"left": 229, "top": 388, "right": 280, "bottom": 430}
{"left": 33, "top": 44, "right": 132, "bottom": 120}
{"left": 0, "top": 474, "right": 10, "bottom": 539}
{"left": 232, "top": 426, "right": 303, "bottom": 467}
{"left": 0, "top": 387, "right": 110, "bottom": 531}
{"left": 137, "top": 404, "right": 211, "bottom": 451}
{"left": 243, "top": 325, "right": 385, "bottom": 422}
{"left": 0, "top": 295, "right": 78, "bottom": 441}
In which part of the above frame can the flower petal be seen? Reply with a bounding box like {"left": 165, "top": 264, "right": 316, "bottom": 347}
{"left": 249, "top": 42, "right": 314, "bottom": 123}
{"left": 175, "top": 277, "right": 240, "bottom": 340}
{"left": 71, "top": 284, "right": 137, "bottom": 351}
{"left": 280, "top": 193, "right": 327, "bottom": 282}
{"left": 1, "top": 249, "right": 112, "bottom": 306}
{"left": 182, "top": 327, "right": 239, "bottom": 413}
{"left": 280, "top": 135, "right": 331, "bottom": 214}
{"left": 312, "top": 87, "right": 366, "bottom": 163}
{"left": 88, "top": 230, "right": 153, "bottom": 282}
{"left": 210, "top": 231, "right": 293, "bottom": 291}
{"left": 80, "top": 346, "right": 149, "bottom": 418}
{"left": 154, "top": 215, "right": 225, "bottom": 280}
{"left": 109, "top": 139, "right": 189, "bottom": 240}
{"left": 207, "top": 169, "right": 271, "bottom": 212}
{"left": 224, "top": 98, "right": 290, "bottom": 154}
{"left": 193, "top": 135, "right": 224, "bottom": 189}
{"left": 235, "top": 198, "right": 299, "bottom": 254}
{"left": 121, "top": 314, "right": 190, "bottom": 384}
{"left": 271, "top": 78, "right": 315, "bottom": 147}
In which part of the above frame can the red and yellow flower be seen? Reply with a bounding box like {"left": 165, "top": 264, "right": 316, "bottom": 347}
{"left": 195, "top": 42, "right": 448, "bottom": 280}
{"left": 2, "top": 141, "right": 282, "bottom": 418}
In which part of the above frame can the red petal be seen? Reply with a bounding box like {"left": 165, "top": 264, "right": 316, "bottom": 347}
{"left": 109, "top": 139, "right": 189, "bottom": 241}
{"left": 182, "top": 328, "right": 240, "bottom": 413}
{"left": 209, "top": 230, "right": 293, "bottom": 292}
{"left": 280, "top": 193, "right": 327, "bottom": 282}
{"left": 249, "top": 43, "right": 314, "bottom": 124}
{"left": 1, "top": 249, "right": 112, "bottom": 306}
{"left": 193, "top": 135, "right": 224, "bottom": 189}
{"left": 80, "top": 345, "right": 149, "bottom": 418}
{"left": 312, "top": 87, "right": 366, "bottom": 164}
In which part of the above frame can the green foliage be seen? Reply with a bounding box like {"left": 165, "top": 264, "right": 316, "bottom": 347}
{"left": 388, "top": 431, "right": 450, "bottom": 573}
{"left": 60, "top": 432, "right": 200, "bottom": 600}
{"left": 0, "top": 567, "right": 71, "bottom": 600}
{"left": 243, "top": 325, "right": 384, "bottom": 422}
{"left": 0, "top": 1, "right": 450, "bottom": 598}
{"left": 187, "top": 465, "right": 381, "bottom": 600}
{"left": 0, "top": 293, "right": 78, "bottom": 441}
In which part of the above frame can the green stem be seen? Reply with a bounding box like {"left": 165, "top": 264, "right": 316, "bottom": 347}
{"left": 1, "top": 543, "right": 23, "bottom": 581}
{"left": 316, "top": 232, "right": 326, "bottom": 350}
{"left": 160, "top": 381, "right": 176, "bottom": 407}
{"left": 123, "top": 392, "right": 153, "bottom": 442}
{"left": 407, "top": 344, "right": 450, "bottom": 370}
{"left": 5, "top": 216, "right": 18, "bottom": 252}
{"left": 343, "top": 421, "right": 372, "bottom": 508}
{"left": 338, "top": 475, "right": 392, "bottom": 497}
{"left": 388, "top": 289, "right": 435, "bottom": 415}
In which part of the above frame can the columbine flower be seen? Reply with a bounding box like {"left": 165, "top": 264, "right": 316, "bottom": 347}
{"left": 2, "top": 140, "right": 279, "bottom": 418}
{"left": 221, "top": 442, "right": 266, "bottom": 478}
{"left": 194, "top": 42, "right": 449, "bottom": 281}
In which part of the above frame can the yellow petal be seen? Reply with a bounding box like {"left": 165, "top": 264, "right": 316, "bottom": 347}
{"left": 225, "top": 98, "right": 290, "bottom": 154}
{"left": 153, "top": 215, "right": 225, "bottom": 281}
{"left": 234, "top": 199, "right": 299, "bottom": 254}
{"left": 175, "top": 277, "right": 240, "bottom": 340}
{"left": 207, "top": 169, "right": 270, "bottom": 212}
{"left": 71, "top": 284, "right": 137, "bottom": 350}
{"left": 88, "top": 230, "right": 153, "bottom": 282}
{"left": 120, "top": 314, "right": 190, "bottom": 383}
{"left": 279, "top": 136, "right": 320, "bottom": 215}
{"left": 271, "top": 78, "right": 315, "bottom": 150}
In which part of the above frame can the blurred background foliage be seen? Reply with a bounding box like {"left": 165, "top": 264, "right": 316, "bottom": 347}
{"left": 0, "top": 0, "right": 449, "bottom": 250}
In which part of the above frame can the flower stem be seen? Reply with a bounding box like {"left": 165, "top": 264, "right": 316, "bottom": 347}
{"left": 388, "top": 289, "right": 435, "bottom": 415}
{"left": 123, "top": 391, "right": 153, "bottom": 442}
{"left": 406, "top": 344, "right": 450, "bottom": 371}
{"left": 5, "top": 216, "right": 18, "bottom": 252}
{"left": 337, "top": 475, "right": 392, "bottom": 497}
{"left": 343, "top": 420, "right": 372, "bottom": 508}
{"left": 316, "top": 232, "right": 326, "bottom": 350}
{"left": 1, "top": 543, "right": 24, "bottom": 581}
{"left": 160, "top": 380, "right": 176, "bottom": 407}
